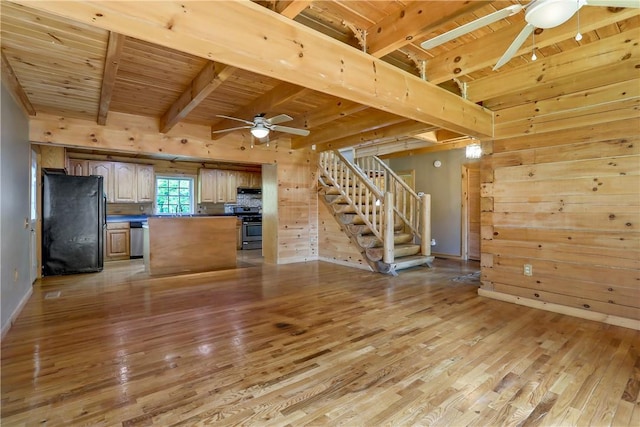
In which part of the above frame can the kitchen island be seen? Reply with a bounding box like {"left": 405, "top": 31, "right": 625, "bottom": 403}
{"left": 144, "top": 216, "right": 236, "bottom": 275}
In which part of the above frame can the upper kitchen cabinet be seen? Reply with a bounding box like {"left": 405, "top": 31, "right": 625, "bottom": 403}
{"left": 89, "top": 161, "right": 115, "bottom": 203}
{"left": 224, "top": 171, "right": 237, "bottom": 204}
{"left": 198, "top": 168, "right": 217, "bottom": 203}
{"left": 250, "top": 172, "right": 261, "bottom": 189}
{"left": 136, "top": 165, "right": 155, "bottom": 203}
{"left": 114, "top": 162, "right": 137, "bottom": 203}
{"left": 67, "top": 159, "right": 89, "bottom": 176}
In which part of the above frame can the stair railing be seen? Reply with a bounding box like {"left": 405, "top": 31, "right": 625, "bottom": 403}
{"left": 319, "top": 151, "right": 393, "bottom": 260}
{"left": 355, "top": 155, "right": 430, "bottom": 256}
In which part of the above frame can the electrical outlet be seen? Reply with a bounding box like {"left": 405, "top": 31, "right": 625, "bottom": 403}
{"left": 523, "top": 264, "right": 533, "bottom": 276}
{"left": 431, "top": 239, "right": 436, "bottom": 246}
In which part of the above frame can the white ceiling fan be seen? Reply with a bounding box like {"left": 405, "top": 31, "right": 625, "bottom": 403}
{"left": 211, "top": 113, "right": 310, "bottom": 139}
{"left": 420, "top": 0, "right": 640, "bottom": 70}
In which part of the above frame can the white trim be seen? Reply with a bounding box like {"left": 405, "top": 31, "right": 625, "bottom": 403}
{"left": 1, "top": 286, "right": 33, "bottom": 341}
{"left": 478, "top": 288, "right": 640, "bottom": 331}
{"left": 154, "top": 174, "right": 196, "bottom": 215}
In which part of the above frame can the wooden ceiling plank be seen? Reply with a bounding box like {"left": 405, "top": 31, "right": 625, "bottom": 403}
{"left": 210, "top": 82, "right": 310, "bottom": 139}
{"left": 466, "top": 30, "right": 639, "bottom": 103}
{"left": 1, "top": 50, "right": 36, "bottom": 116}
{"left": 97, "top": 32, "right": 125, "bottom": 125}
{"left": 290, "top": 111, "right": 407, "bottom": 149}
{"left": 355, "top": 138, "right": 437, "bottom": 158}
{"left": 315, "top": 120, "right": 437, "bottom": 152}
{"left": 276, "top": 0, "right": 312, "bottom": 19}
{"left": 425, "top": 7, "right": 640, "bottom": 84}
{"left": 367, "top": 1, "right": 486, "bottom": 58}
{"left": 160, "top": 62, "right": 237, "bottom": 133}
{"left": 16, "top": 0, "right": 493, "bottom": 138}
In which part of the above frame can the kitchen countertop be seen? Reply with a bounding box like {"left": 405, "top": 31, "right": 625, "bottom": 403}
{"left": 106, "top": 214, "right": 237, "bottom": 223}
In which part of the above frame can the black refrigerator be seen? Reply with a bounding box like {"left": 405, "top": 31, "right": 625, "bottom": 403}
{"left": 42, "top": 172, "right": 106, "bottom": 276}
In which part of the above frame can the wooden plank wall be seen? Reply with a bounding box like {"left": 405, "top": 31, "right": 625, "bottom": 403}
{"left": 481, "top": 107, "right": 640, "bottom": 327}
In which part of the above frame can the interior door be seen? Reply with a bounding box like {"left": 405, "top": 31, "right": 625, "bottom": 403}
{"left": 30, "top": 148, "right": 38, "bottom": 283}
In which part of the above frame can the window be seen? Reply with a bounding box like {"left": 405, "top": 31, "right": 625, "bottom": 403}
{"left": 155, "top": 176, "right": 194, "bottom": 215}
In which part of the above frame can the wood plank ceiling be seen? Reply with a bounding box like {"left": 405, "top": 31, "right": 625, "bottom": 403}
{"left": 1, "top": 1, "right": 638, "bottom": 158}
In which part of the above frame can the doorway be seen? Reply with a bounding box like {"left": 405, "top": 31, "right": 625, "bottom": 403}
{"left": 461, "top": 164, "right": 481, "bottom": 261}
{"left": 30, "top": 148, "right": 38, "bottom": 283}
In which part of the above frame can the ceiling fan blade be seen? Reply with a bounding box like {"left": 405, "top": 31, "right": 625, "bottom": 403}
{"left": 271, "top": 125, "right": 310, "bottom": 136}
{"left": 583, "top": 0, "right": 640, "bottom": 7}
{"left": 266, "top": 114, "right": 293, "bottom": 125}
{"left": 215, "top": 114, "right": 254, "bottom": 125}
{"left": 211, "top": 125, "right": 252, "bottom": 134}
{"left": 421, "top": 4, "right": 523, "bottom": 50}
{"left": 493, "top": 23, "right": 535, "bottom": 70}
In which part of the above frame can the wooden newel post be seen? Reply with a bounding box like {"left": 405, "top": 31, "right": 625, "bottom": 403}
{"left": 383, "top": 191, "right": 394, "bottom": 264}
{"left": 420, "top": 194, "right": 431, "bottom": 256}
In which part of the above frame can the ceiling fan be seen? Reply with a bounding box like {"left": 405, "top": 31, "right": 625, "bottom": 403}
{"left": 211, "top": 113, "right": 310, "bottom": 139}
{"left": 420, "top": 0, "right": 640, "bottom": 70}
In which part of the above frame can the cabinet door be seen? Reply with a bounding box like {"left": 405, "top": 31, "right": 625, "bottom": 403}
{"left": 106, "top": 225, "right": 130, "bottom": 260}
{"left": 136, "top": 164, "right": 155, "bottom": 202}
{"left": 215, "top": 170, "right": 227, "bottom": 203}
{"left": 225, "top": 171, "right": 237, "bottom": 203}
{"left": 236, "top": 172, "right": 250, "bottom": 188}
{"left": 198, "top": 169, "right": 217, "bottom": 203}
{"left": 67, "top": 159, "right": 89, "bottom": 176}
{"left": 114, "top": 162, "right": 137, "bottom": 203}
{"left": 89, "top": 161, "right": 115, "bottom": 202}
{"left": 250, "top": 172, "right": 261, "bottom": 188}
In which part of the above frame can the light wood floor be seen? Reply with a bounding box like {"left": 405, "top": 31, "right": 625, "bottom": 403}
{"left": 1, "top": 257, "right": 638, "bottom": 426}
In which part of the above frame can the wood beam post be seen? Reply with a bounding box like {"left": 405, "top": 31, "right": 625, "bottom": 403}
{"left": 98, "top": 32, "right": 125, "bottom": 125}
{"left": 366, "top": 1, "right": 484, "bottom": 58}
{"left": 383, "top": 191, "right": 395, "bottom": 264}
{"left": 16, "top": 0, "right": 493, "bottom": 138}
{"left": 160, "top": 62, "right": 237, "bottom": 134}
{"left": 276, "top": 0, "right": 312, "bottom": 19}
{"left": 420, "top": 194, "right": 431, "bottom": 257}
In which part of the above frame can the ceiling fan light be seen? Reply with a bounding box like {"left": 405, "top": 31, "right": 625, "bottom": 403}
{"left": 526, "top": 0, "right": 579, "bottom": 29}
{"left": 250, "top": 126, "right": 269, "bottom": 139}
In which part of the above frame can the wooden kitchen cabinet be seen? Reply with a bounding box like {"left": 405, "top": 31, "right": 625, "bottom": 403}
{"left": 67, "top": 159, "right": 89, "bottom": 176}
{"left": 106, "top": 222, "right": 130, "bottom": 261}
{"left": 250, "top": 172, "right": 261, "bottom": 188}
{"left": 236, "top": 171, "right": 250, "bottom": 188}
{"left": 114, "top": 162, "right": 137, "bottom": 203}
{"left": 198, "top": 168, "right": 217, "bottom": 203}
{"left": 136, "top": 164, "right": 155, "bottom": 202}
{"left": 225, "top": 171, "right": 237, "bottom": 203}
{"left": 89, "top": 161, "right": 115, "bottom": 202}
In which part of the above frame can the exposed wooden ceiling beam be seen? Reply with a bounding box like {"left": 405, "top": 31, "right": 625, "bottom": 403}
{"left": 160, "top": 62, "right": 237, "bottom": 134}
{"left": 1, "top": 50, "right": 36, "bottom": 116}
{"left": 287, "top": 99, "right": 369, "bottom": 131}
{"left": 366, "top": 1, "right": 485, "bottom": 59}
{"left": 315, "top": 120, "right": 437, "bottom": 152}
{"left": 276, "top": 0, "right": 312, "bottom": 19}
{"left": 291, "top": 111, "right": 406, "bottom": 149}
{"left": 425, "top": 7, "right": 640, "bottom": 84}
{"left": 97, "top": 32, "right": 125, "bottom": 125}
{"left": 466, "top": 30, "right": 639, "bottom": 103}
{"left": 210, "top": 82, "right": 309, "bottom": 139}
{"left": 379, "top": 138, "right": 475, "bottom": 159}
{"left": 18, "top": 0, "right": 493, "bottom": 138}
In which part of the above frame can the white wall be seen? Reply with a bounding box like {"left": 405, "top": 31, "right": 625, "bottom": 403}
{"left": 389, "top": 149, "right": 479, "bottom": 257}
{"left": 1, "top": 83, "right": 32, "bottom": 336}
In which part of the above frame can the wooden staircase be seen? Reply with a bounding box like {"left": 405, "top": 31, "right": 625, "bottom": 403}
{"left": 319, "top": 151, "right": 434, "bottom": 275}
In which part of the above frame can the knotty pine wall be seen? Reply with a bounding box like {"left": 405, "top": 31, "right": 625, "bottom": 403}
{"left": 480, "top": 113, "right": 640, "bottom": 327}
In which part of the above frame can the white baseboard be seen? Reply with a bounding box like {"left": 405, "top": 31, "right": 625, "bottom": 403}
{"left": 1, "top": 286, "right": 33, "bottom": 341}
{"left": 478, "top": 288, "right": 640, "bottom": 331}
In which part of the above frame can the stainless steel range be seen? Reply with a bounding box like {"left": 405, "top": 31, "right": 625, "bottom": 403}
{"left": 233, "top": 207, "right": 262, "bottom": 250}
